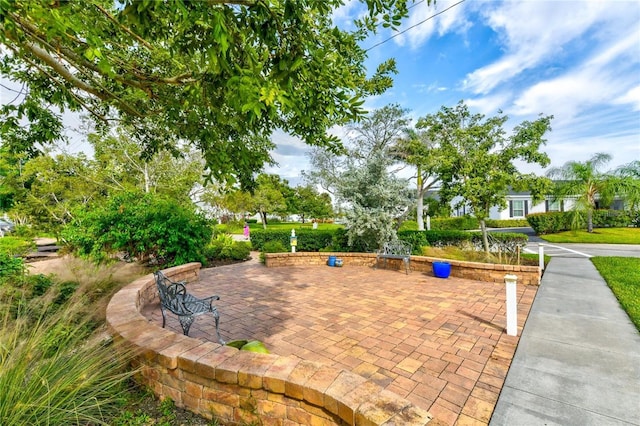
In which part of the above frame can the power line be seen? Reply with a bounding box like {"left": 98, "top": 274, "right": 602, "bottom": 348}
{"left": 408, "top": 0, "right": 427, "bottom": 10}
{"left": 365, "top": 0, "right": 466, "bottom": 52}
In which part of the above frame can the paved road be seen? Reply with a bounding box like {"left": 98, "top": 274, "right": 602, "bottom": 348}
{"left": 488, "top": 227, "right": 640, "bottom": 258}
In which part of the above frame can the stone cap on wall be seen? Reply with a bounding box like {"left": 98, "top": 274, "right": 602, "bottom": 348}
{"left": 265, "top": 252, "right": 541, "bottom": 285}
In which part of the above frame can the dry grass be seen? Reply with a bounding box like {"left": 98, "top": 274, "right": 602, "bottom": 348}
{"left": 420, "top": 245, "right": 538, "bottom": 265}
{"left": 26, "top": 255, "right": 150, "bottom": 322}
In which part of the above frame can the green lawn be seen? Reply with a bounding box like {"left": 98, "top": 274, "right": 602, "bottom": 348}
{"left": 248, "top": 221, "right": 343, "bottom": 231}
{"left": 591, "top": 257, "right": 640, "bottom": 331}
{"left": 541, "top": 227, "right": 640, "bottom": 244}
{"left": 217, "top": 221, "right": 344, "bottom": 234}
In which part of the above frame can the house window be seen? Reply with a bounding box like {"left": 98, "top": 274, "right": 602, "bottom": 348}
{"left": 546, "top": 200, "right": 562, "bottom": 212}
{"left": 509, "top": 200, "right": 528, "bottom": 218}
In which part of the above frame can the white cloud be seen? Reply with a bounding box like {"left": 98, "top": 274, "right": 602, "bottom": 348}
{"left": 331, "top": 0, "right": 362, "bottom": 29}
{"left": 462, "top": 0, "right": 637, "bottom": 94}
{"left": 393, "top": 0, "right": 471, "bottom": 49}
{"left": 614, "top": 85, "right": 640, "bottom": 111}
{"left": 508, "top": 26, "right": 640, "bottom": 120}
{"left": 465, "top": 93, "right": 511, "bottom": 115}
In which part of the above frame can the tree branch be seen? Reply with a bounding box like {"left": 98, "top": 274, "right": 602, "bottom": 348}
{"left": 92, "top": 3, "right": 153, "bottom": 50}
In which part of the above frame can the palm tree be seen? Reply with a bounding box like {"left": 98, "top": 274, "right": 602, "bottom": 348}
{"left": 614, "top": 160, "right": 640, "bottom": 211}
{"left": 546, "top": 152, "right": 619, "bottom": 232}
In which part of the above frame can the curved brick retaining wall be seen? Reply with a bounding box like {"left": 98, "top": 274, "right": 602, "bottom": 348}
{"left": 265, "top": 252, "right": 541, "bottom": 286}
{"left": 106, "top": 262, "right": 442, "bottom": 426}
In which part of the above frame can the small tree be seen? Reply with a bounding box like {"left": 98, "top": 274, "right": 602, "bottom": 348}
{"left": 306, "top": 105, "right": 412, "bottom": 250}
{"left": 290, "top": 185, "right": 333, "bottom": 223}
{"left": 336, "top": 151, "right": 410, "bottom": 251}
{"left": 253, "top": 174, "right": 288, "bottom": 229}
{"left": 392, "top": 128, "right": 442, "bottom": 230}
{"left": 547, "top": 153, "right": 622, "bottom": 232}
{"left": 422, "top": 101, "right": 553, "bottom": 252}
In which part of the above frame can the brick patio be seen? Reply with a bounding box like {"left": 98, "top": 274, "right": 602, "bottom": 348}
{"left": 142, "top": 255, "right": 537, "bottom": 425}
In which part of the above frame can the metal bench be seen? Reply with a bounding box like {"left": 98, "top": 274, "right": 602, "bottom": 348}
{"left": 375, "top": 240, "right": 412, "bottom": 274}
{"left": 154, "top": 270, "right": 225, "bottom": 344}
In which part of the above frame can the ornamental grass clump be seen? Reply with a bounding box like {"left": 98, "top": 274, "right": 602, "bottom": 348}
{"left": 0, "top": 295, "right": 137, "bottom": 425}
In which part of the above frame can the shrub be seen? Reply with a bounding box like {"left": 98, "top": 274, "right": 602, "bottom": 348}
{"left": 0, "top": 237, "right": 35, "bottom": 257}
{"left": 343, "top": 206, "right": 397, "bottom": 252}
{"left": 484, "top": 219, "right": 530, "bottom": 228}
{"left": 424, "top": 230, "right": 473, "bottom": 247}
{"left": 0, "top": 253, "right": 25, "bottom": 281}
{"left": 592, "top": 210, "right": 633, "bottom": 228}
{"left": 430, "top": 216, "right": 479, "bottom": 230}
{"left": 398, "top": 220, "right": 418, "bottom": 231}
{"left": 250, "top": 229, "right": 290, "bottom": 251}
{"left": 204, "top": 235, "right": 251, "bottom": 262}
{"left": 397, "top": 230, "right": 430, "bottom": 254}
{"left": 261, "top": 240, "right": 288, "bottom": 253}
{"left": 295, "top": 229, "right": 335, "bottom": 252}
{"left": 527, "top": 210, "right": 633, "bottom": 234}
{"left": 61, "top": 192, "right": 212, "bottom": 266}
{"left": 259, "top": 240, "right": 288, "bottom": 263}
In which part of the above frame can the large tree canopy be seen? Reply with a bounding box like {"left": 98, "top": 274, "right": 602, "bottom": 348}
{"left": 0, "top": 0, "right": 424, "bottom": 188}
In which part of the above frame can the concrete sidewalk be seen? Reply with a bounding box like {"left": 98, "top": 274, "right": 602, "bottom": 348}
{"left": 490, "top": 257, "right": 640, "bottom": 425}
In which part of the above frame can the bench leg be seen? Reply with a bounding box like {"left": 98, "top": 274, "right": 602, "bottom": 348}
{"left": 160, "top": 307, "right": 167, "bottom": 329}
{"left": 404, "top": 258, "right": 409, "bottom": 275}
{"left": 212, "top": 307, "right": 225, "bottom": 345}
{"left": 179, "top": 315, "right": 195, "bottom": 336}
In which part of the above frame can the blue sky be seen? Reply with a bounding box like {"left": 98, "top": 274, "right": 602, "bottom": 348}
{"left": 271, "top": 0, "right": 640, "bottom": 185}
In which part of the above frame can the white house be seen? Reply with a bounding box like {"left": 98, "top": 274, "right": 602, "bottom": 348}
{"left": 488, "top": 190, "right": 625, "bottom": 220}
{"left": 447, "top": 189, "right": 627, "bottom": 221}
{"left": 488, "top": 191, "right": 574, "bottom": 220}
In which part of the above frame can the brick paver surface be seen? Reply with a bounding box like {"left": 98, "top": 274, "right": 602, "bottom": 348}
{"left": 142, "top": 255, "right": 537, "bottom": 425}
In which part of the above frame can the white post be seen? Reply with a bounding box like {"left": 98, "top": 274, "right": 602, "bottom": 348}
{"left": 426, "top": 215, "right": 431, "bottom": 231}
{"left": 291, "top": 229, "right": 296, "bottom": 253}
{"left": 505, "top": 274, "right": 518, "bottom": 336}
{"left": 538, "top": 244, "right": 544, "bottom": 270}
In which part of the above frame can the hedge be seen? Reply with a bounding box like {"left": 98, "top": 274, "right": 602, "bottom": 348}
{"left": 401, "top": 217, "right": 528, "bottom": 231}
{"left": 430, "top": 216, "right": 478, "bottom": 230}
{"left": 252, "top": 227, "right": 529, "bottom": 255}
{"left": 527, "top": 210, "right": 635, "bottom": 234}
{"left": 484, "top": 219, "right": 530, "bottom": 228}
{"left": 250, "top": 228, "right": 336, "bottom": 252}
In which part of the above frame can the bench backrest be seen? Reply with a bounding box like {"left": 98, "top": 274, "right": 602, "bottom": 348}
{"left": 381, "top": 240, "right": 412, "bottom": 255}
{"left": 154, "top": 271, "right": 189, "bottom": 314}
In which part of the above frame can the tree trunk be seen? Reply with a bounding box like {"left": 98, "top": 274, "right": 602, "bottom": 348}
{"left": 416, "top": 168, "right": 425, "bottom": 231}
{"left": 260, "top": 211, "right": 268, "bottom": 229}
{"left": 480, "top": 219, "right": 490, "bottom": 253}
{"left": 416, "top": 188, "right": 425, "bottom": 231}
{"left": 587, "top": 209, "right": 593, "bottom": 233}
{"left": 143, "top": 163, "right": 150, "bottom": 193}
